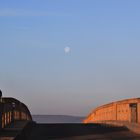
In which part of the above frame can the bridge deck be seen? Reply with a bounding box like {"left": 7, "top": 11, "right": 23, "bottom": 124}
{"left": 26, "top": 123, "right": 140, "bottom": 140}
{"left": 1, "top": 122, "right": 140, "bottom": 140}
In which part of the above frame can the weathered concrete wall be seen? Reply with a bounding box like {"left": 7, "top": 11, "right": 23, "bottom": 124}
{"left": 116, "top": 103, "right": 130, "bottom": 121}
{"left": 84, "top": 98, "right": 140, "bottom": 134}
{"left": 138, "top": 103, "right": 140, "bottom": 123}
{"left": 84, "top": 98, "right": 140, "bottom": 124}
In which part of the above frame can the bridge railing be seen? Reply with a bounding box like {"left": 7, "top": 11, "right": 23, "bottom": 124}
{"left": 0, "top": 97, "right": 32, "bottom": 129}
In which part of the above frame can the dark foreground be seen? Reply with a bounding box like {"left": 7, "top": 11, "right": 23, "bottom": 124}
{"left": 1, "top": 122, "right": 140, "bottom": 140}
{"left": 25, "top": 123, "right": 140, "bottom": 140}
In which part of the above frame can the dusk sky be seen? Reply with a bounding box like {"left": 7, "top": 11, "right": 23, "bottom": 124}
{"left": 0, "top": 0, "right": 140, "bottom": 116}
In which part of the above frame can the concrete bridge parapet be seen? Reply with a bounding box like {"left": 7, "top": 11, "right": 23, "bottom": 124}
{"left": 84, "top": 98, "right": 140, "bottom": 134}
{"left": 0, "top": 96, "right": 32, "bottom": 129}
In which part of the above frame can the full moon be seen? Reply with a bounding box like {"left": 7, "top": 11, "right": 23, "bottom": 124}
{"left": 64, "top": 46, "right": 71, "bottom": 53}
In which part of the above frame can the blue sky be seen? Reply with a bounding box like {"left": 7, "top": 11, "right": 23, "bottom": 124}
{"left": 0, "top": 0, "right": 140, "bottom": 116}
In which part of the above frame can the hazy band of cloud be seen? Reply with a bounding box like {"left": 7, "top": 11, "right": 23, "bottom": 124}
{"left": 0, "top": 8, "right": 70, "bottom": 17}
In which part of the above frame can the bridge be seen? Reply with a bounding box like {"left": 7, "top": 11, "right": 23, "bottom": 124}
{"left": 84, "top": 98, "right": 140, "bottom": 134}
{"left": 0, "top": 91, "right": 33, "bottom": 140}
{"left": 0, "top": 92, "right": 140, "bottom": 140}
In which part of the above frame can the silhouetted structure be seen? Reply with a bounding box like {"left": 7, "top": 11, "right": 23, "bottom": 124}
{"left": 0, "top": 90, "right": 2, "bottom": 98}
{"left": 0, "top": 97, "right": 32, "bottom": 129}
{"left": 0, "top": 90, "right": 2, "bottom": 103}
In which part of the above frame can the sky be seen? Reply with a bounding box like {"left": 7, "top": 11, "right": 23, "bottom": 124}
{"left": 0, "top": 0, "right": 140, "bottom": 116}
